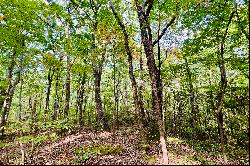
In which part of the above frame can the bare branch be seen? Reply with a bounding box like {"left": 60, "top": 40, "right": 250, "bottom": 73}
{"left": 145, "top": 0, "right": 154, "bottom": 17}
{"left": 153, "top": 15, "right": 176, "bottom": 46}
{"left": 235, "top": 10, "right": 249, "bottom": 40}
{"left": 222, "top": 11, "right": 236, "bottom": 43}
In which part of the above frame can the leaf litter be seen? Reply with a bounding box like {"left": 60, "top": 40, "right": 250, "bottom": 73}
{"left": 0, "top": 126, "right": 248, "bottom": 165}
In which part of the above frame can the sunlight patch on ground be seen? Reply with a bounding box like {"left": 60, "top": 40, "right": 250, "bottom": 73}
{"left": 44, "top": 134, "right": 83, "bottom": 152}
{"left": 99, "top": 131, "right": 112, "bottom": 138}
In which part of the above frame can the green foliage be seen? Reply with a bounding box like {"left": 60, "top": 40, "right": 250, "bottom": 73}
{"left": 74, "top": 144, "right": 123, "bottom": 163}
{"left": 142, "top": 154, "right": 157, "bottom": 165}
{"left": 0, "top": 0, "right": 248, "bottom": 164}
{"left": 0, "top": 142, "right": 12, "bottom": 148}
{"left": 146, "top": 120, "right": 160, "bottom": 142}
{"left": 188, "top": 155, "right": 216, "bottom": 165}
{"left": 15, "top": 135, "right": 48, "bottom": 145}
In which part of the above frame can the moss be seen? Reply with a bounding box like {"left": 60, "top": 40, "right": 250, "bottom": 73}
{"left": 74, "top": 144, "right": 123, "bottom": 162}
{"left": 142, "top": 154, "right": 157, "bottom": 164}
{"left": 49, "top": 132, "right": 59, "bottom": 142}
{"left": 56, "top": 160, "right": 65, "bottom": 165}
{"left": 0, "top": 142, "right": 11, "bottom": 148}
{"left": 168, "top": 137, "right": 184, "bottom": 144}
{"left": 15, "top": 134, "right": 49, "bottom": 145}
{"left": 188, "top": 155, "right": 215, "bottom": 165}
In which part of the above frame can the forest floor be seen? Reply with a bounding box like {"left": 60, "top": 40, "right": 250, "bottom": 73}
{"left": 0, "top": 126, "right": 248, "bottom": 165}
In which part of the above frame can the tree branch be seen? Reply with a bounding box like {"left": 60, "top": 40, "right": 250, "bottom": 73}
{"left": 153, "top": 15, "right": 176, "bottom": 46}
{"left": 145, "top": 0, "right": 154, "bottom": 18}
{"left": 222, "top": 11, "right": 236, "bottom": 43}
{"left": 108, "top": 0, "right": 127, "bottom": 38}
{"left": 235, "top": 10, "right": 249, "bottom": 40}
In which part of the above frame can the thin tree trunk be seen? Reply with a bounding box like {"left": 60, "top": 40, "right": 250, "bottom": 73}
{"left": 44, "top": 68, "right": 54, "bottom": 124}
{"left": 64, "top": 55, "right": 71, "bottom": 119}
{"left": 109, "top": 0, "right": 145, "bottom": 128}
{"left": 29, "top": 96, "right": 32, "bottom": 124}
{"left": 52, "top": 71, "right": 60, "bottom": 121}
{"left": 32, "top": 95, "right": 37, "bottom": 130}
{"left": 215, "top": 11, "right": 235, "bottom": 163}
{"left": 38, "top": 93, "right": 43, "bottom": 122}
{"left": 17, "top": 53, "right": 24, "bottom": 121}
{"left": 64, "top": 22, "right": 71, "bottom": 119}
{"left": 77, "top": 72, "right": 86, "bottom": 126}
{"left": 184, "top": 55, "right": 197, "bottom": 128}
{"left": 116, "top": 70, "right": 120, "bottom": 130}
{"left": 0, "top": 50, "right": 20, "bottom": 139}
{"left": 113, "top": 53, "right": 116, "bottom": 131}
{"left": 139, "top": 57, "right": 147, "bottom": 127}
{"left": 124, "top": 79, "right": 129, "bottom": 111}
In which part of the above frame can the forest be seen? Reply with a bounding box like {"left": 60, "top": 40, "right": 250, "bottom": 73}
{"left": 0, "top": 0, "right": 249, "bottom": 165}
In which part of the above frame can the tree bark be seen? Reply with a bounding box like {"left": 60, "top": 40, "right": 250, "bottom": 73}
{"left": 52, "top": 56, "right": 62, "bottom": 121}
{"left": 134, "top": 0, "right": 168, "bottom": 164}
{"left": 32, "top": 95, "right": 37, "bottom": 130}
{"left": 90, "top": 13, "right": 109, "bottom": 130}
{"left": 17, "top": 53, "right": 24, "bottom": 121}
{"left": 113, "top": 53, "right": 117, "bottom": 131}
{"left": 44, "top": 67, "right": 54, "bottom": 123}
{"left": 214, "top": 11, "right": 235, "bottom": 163}
{"left": 52, "top": 72, "right": 59, "bottom": 121}
{"left": 64, "top": 55, "right": 71, "bottom": 119}
{"left": 64, "top": 22, "right": 71, "bottom": 119}
{"left": 77, "top": 72, "right": 86, "bottom": 126}
{"left": 139, "top": 57, "right": 147, "bottom": 127}
{"left": 29, "top": 96, "right": 32, "bottom": 120}
{"left": 184, "top": 55, "right": 197, "bottom": 128}
{"left": 0, "top": 50, "right": 20, "bottom": 139}
{"left": 93, "top": 56, "right": 108, "bottom": 130}
{"left": 108, "top": 0, "right": 145, "bottom": 128}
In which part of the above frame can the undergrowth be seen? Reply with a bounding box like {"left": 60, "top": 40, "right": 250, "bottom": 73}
{"left": 73, "top": 144, "right": 123, "bottom": 164}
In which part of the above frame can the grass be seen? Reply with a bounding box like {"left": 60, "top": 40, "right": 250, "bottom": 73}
{"left": 166, "top": 136, "right": 249, "bottom": 165}
{"left": 188, "top": 155, "right": 216, "bottom": 165}
{"left": 142, "top": 154, "right": 157, "bottom": 164}
{"left": 73, "top": 144, "right": 123, "bottom": 164}
{"left": 15, "top": 135, "right": 49, "bottom": 145}
{"left": 0, "top": 141, "right": 12, "bottom": 148}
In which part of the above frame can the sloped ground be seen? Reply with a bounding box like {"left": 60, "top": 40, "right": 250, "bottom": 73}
{"left": 27, "top": 128, "right": 147, "bottom": 165}
{"left": 0, "top": 127, "right": 248, "bottom": 165}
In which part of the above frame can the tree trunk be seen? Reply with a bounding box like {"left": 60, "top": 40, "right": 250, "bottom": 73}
{"left": 184, "top": 55, "right": 197, "bottom": 128}
{"left": 77, "top": 72, "right": 86, "bottom": 126}
{"left": 17, "top": 53, "right": 24, "bottom": 122}
{"left": 45, "top": 68, "right": 54, "bottom": 123}
{"left": 124, "top": 79, "right": 129, "bottom": 111}
{"left": 215, "top": 11, "right": 235, "bottom": 163}
{"left": 64, "top": 21, "right": 72, "bottom": 120}
{"left": 52, "top": 71, "right": 60, "bottom": 121}
{"left": 0, "top": 90, "right": 7, "bottom": 116}
{"left": 0, "top": 50, "right": 20, "bottom": 139}
{"left": 116, "top": 70, "right": 120, "bottom": 129}
{"left": 109, "top": 0, "right": 145, "bottom": 128}
{"left": 64, "top": 55, "right": 71, "bottom": 119}
{"left": 93, "top": 58, "right": 108, "bottom": 130}
{"left": 32, "top": 95, "right": 37, "bottom": 130}
{"left": 91, "top": 18, "right": 109, "bottom": 130}
{"left": 134, "top": 1, "right": 168, "bottom": 164}
{"left": 39, "top": 94, "right": 43, "bottom": 121}
{"left": 113, "top": 53, "right": 116, "bottom": 131}
{"left": 139, "top": 57, "right": 147, "bottom": 127}
{"left": 29, "top": 96, "right": 32, "bottom": 124}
